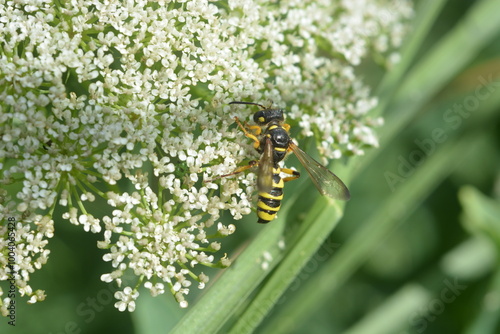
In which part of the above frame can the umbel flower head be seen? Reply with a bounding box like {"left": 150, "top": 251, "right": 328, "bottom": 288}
{"left": 0, "top": 0, "right": 413, "bottom": 311}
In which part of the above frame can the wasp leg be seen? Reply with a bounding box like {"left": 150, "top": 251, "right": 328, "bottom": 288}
{"left": 246, "top": 124, "right": 262, "bottom": 135}
{"left": 280, "top": 167, "right": 300, "bottom": 182}
{"left": 234, "top": 117, "right": 262, "bottom": 150}
{"left": 205, "top": 160, "right": 258, "bottom": 182}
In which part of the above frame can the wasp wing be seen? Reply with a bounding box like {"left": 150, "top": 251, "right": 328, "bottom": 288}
{"left": 289, "top": 142, "right": 350, "bottom": 200}
{"left": 257, "top": 136, "right": 274, "bottom": 193}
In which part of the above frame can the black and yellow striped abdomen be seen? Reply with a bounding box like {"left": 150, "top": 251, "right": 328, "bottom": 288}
{"left": 257, "top": 167, "right": 284, "bottom": 224}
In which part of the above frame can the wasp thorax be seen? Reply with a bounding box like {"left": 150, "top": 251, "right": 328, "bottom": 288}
{"left": 267, "top": 127, "right": 289, "bottom": 149}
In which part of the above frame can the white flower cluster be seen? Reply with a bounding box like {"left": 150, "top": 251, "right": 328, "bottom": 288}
{"left": 0, "top": 0, "right": 412, "bottom": 310}
{"left": 0, "top": 213, "right": 52, "bottom": 316}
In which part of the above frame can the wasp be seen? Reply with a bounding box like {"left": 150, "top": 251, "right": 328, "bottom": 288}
{"left": 209, "top": 101, "right": 350, "bottom": 223}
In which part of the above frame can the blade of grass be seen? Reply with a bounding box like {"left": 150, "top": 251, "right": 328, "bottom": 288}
{"left": 227, "top": 197, "right": 346, "bottom": 334}
{"left": 170, "top": 158, "right": 352, "bottom": 334}
{"left": 342, "top": 284, "right": 432, "bottom": 334}
{"left": 441, "top": 236, "right": 497, "bottom": 281}
{"left": 169, "top": 216, "right": 288, "bottom": 334}
{"left": 464, "top": 267, "right": 500, "bottom": 334}
{"left": 460, "top": 186, "right": 500, "bottom": 334}
{"left": 459, "top": 186, "right": 500, "bottom": 247}
{"left": 343, "top": 231, "right": 498, "bottom": 334}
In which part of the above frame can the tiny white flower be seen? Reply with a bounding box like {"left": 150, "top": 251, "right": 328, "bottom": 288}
{"left": 114, "top": 287, "right": 139, "bottom": 312}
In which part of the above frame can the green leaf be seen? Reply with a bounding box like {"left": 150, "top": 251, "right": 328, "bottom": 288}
{"left": 342, "top": 284, "right": 432, "bottom": 334}
{"left": 459, "top": 186, "right": 500, "bottom": 249}
{"left": 440, "top": 236, "right": 497, "bottom": 281}
{"left": 464, "top": 267, "right": 500, "bottom": 334}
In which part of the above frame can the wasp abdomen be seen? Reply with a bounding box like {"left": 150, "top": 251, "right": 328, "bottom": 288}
{"left": 257, "top": 169, "right": 284, "bottom": 224}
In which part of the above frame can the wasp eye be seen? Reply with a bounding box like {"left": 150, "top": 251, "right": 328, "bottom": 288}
{"left": 253, "top": 111, "right": 268, "bottom": 125}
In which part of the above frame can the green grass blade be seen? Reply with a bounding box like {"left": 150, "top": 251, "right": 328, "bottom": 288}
{"left": 460, "top": 187, "right": 500, "bottom": 334}
{"left": 441, "top": 236, "right": 497, "bottom": 281}
{"left": 169, "top": 217, "right": 288, "bottom": 334}
{"left": 342, "top": 284, "right": 432, "bottom": 334}
{"left": 459, "top": 186, "right": 500, "bottom": 247}
{"left": 464, "top": 267, "right": 500, "bottom": 334}
{"left": 227, "top": 197, "right": 346, "bottom": 334}
{"left": 343, "top": 231, "right": 498, "bottom": 334}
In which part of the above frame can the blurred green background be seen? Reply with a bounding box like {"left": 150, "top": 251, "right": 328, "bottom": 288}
{"left": 3, "top": 0, "right": 500, "bottom": 333}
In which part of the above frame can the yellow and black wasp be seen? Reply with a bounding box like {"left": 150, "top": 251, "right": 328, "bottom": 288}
{"left": 210, "top": 101, "right": 350, "bottom": 223}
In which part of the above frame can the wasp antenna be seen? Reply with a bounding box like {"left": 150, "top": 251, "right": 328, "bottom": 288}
{"left": 229, "top": 101, "right": 267, "bottom": 109}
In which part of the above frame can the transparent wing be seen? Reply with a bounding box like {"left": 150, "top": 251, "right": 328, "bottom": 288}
{"left": 289, "top": 142, "right": 350, "bottom": 200}
{"left": 257, "top": 137, "right": 274, "bottom": 193}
